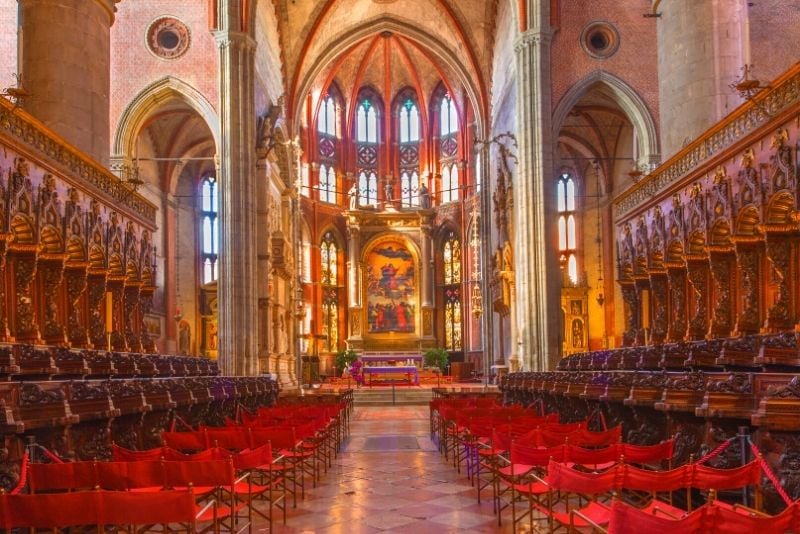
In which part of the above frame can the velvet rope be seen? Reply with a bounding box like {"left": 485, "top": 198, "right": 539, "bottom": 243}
{"left": 749, "top": 439, "right": 793, "bottom": 506}
{"left": 36, "top": 445, "right": 64, "bottom": 464}
{"left": 695, "top": 437, "right": 734, "bottom": 465}
{"left": 10, "top": 452, "right": 28, "bottom": 495}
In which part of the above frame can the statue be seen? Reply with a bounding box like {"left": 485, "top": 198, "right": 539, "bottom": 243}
{"left": 572, "top": 319, "right": 584, "bottom": 348}
{"left": 278, "top": 315, "right": 289, "bottom": 354}
{"left": 383, "top": 178, "right": 394, "bottom": 206}
{"left": 348, "top": 182, "right": 358, "bottom": 210}
{"left": 178, "top": 321, "right": 191, "bottom": 355}
{"left": 419, "top": 182, "right": 431, "bottom": 208}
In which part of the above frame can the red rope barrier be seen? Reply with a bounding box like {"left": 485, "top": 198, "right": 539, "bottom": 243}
{"left": 37, "top": 446, "right": 64, "bottom": 464}
{"left": 10, "top": 452, "right": 28, "bottom": 494}
{"left": 695, "top": 437, "right": 734, "bottom": 465}
{"left": 749, "top": 439, "right": 793, "bottom": 506}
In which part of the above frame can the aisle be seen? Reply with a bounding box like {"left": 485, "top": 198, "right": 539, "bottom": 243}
{"left": 267, "top": 405, "right": 509, "bottom": 533}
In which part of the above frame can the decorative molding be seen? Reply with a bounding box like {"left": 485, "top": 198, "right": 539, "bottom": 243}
{"left": 615, "top": 64, "right": 800, "bottom": 217}
{"left": 0, "top": 99, "right": 156, "bottom": 224}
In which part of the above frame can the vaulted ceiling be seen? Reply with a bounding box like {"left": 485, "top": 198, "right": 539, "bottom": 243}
{"left": 271, "top": 0, "right": 499, "bottom": 128}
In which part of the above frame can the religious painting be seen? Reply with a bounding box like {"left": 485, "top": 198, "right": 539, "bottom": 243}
{"left": 365, "top": 239, "right": 416, "bottom": 334}
{"left": 142, "top": 314, "right": 162, "bottom": 338}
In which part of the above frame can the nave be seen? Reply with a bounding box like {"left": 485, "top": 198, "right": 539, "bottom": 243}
{"left": 271, "top": 405, "right": 506, "bottom": 533}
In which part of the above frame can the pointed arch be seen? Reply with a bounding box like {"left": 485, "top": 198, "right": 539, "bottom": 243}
{"left": 112, "top": 76, "right": 220, "bottom": 161}
{"left": 553, "top": 71, "right": 660, "bottom": 165}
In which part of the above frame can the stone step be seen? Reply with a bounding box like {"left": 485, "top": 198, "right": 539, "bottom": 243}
{"left": 352, "top": 387, "right": 434, "bottom": 406}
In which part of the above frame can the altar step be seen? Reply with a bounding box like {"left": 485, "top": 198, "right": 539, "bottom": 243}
{"left": 352, "top": 387, "right": 434, "bottom": 406}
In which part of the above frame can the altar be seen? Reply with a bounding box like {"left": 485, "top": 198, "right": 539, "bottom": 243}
{"left": 359, "top": 351, "right": 422, "bottom": 367}
{"left": 363, "top": 366, "right": 420, "bottom": 386}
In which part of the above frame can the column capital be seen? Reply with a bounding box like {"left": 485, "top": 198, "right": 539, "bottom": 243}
{"left": 214, "top": 30, "right": 257, "bottom": 51}
{"left": 513, "top": 29, "right": 553, "bottom": 53}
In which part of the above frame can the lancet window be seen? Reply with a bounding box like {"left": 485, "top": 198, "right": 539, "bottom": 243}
{"left": 320, "top": 231, "right": 340, "bottom": 352}
{"left": 439, "top": 94, "right": 459, "bottom": 203}
{"left": 443, "top": 230, "right": 463, "bottom": 351}
{"left": 317, "top": 93, "right": 339, "bottom": 204}
{"left": 356, "top": 98, "right": 379, "bottom": 206}
{"left": 200, "top": 175, "right": 218, "bottom": 283}
{"left": 557, "top": 172, "right": 579, "bottom": 284}
{"left": 399, "top": 98, "right": 420, "bottom": 207}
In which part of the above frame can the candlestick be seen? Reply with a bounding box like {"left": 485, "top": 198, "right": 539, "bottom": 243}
{"left": 105, "top": 291, "right": 113, "bottom": 334}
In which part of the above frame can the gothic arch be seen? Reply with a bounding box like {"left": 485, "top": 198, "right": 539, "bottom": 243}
{"left": 112, "top": 76, "right": 220, "bottom": 161}
{"left": 293, "top": 17, "right": 487, "bottom": 139}
{"left": 553, "top": 71, "right": 660, "bottom": 166}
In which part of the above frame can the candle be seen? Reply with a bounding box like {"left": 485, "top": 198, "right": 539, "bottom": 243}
{"left": 105, "top": 291, "right": 113, "bottom": 333}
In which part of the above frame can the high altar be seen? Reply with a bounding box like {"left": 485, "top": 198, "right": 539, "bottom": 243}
{"left": 344, "top": 208, "right": 438, "bottom": 353}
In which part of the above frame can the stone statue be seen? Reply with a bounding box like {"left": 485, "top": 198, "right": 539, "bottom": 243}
{"left": 384, "top": 179, "right": 394, "bottom": 204}
{"left": 178, "top": 321, "right": 191, "bottom": 355}
{"left": 419, "top": 183, "right": 431, "bottom": 208}
{"left": 348, "top": 183, "right": 358, "bottom": 210}
{"left": 278, "top": 315, "right": 288, "bottom": 354}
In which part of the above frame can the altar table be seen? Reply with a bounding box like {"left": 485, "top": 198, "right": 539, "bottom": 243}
{"left": 363, "top": 366, "right": 419, "bottom": 386}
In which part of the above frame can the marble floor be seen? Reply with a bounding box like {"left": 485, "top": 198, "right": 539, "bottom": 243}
{"left": 259, "top": 405, "right": 521, "bottom": 533}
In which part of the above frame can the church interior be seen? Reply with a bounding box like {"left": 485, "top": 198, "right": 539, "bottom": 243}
{"left": 1, "top": 0, "right": 800, "bottom": 531}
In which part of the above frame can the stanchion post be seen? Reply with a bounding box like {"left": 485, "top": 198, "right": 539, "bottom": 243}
{"left": 739, "top": 425, "right": 750, "bottom": 507}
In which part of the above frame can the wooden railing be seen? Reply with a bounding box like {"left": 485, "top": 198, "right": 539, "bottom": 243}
{"left": 614, "top": 62, "right": 800, "bottom": 217}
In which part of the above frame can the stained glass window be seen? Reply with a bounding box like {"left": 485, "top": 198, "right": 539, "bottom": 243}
{"left": 557, "top": 173, "right": 579, "bottom": 284}
{"left": 445, "top": 288, "right": 462, "bottom": 351}
{"left": 321, "top": 232, "right": 339, "bottom": 352}
{"left": 200, "top": 176, "right": 218, "bottom": 283}
{"left": 444, "top": 232, "right": 462, "bottom": 285}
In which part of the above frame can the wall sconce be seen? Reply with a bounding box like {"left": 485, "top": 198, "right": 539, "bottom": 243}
{"left": 730, "top": 65, "right": 771, "bottom": 115}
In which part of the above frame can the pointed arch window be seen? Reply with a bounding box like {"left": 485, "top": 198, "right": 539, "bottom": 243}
{"left": 200, "top": 176, "right": 219, "bottom": 284}
{"left": 557, "top": 173, "right": 579, "bottom": 284}
{"left": 442, "top": 230, "right": 462, "bottom": 350}
{"left": 440, "top": 95, "right": 458, "bottom": 136}
{"left": 443, "top": 232, "right": 462, "bottom": 285}
{"left": 441, "top": 163, "right": 459, "bottom": 203}
{"left": 398, "top": 98, "right": 421, "bottom": 207}
{"left": 356, "top": 96, "right": 380, "bottom": 206}
{"left": 437, "top": 93, "right": 459, "bottom": 204}
{"left": 320, "top": 232, "right": 340, "bottom": 352}
{"left": 357, "top": 100, "right": 378, "bottom": 144}
{"left": 318, "top": 164, "right": 337, "bottom": 204}
{"left": 317, "top": 92, "right": 340, "bottom": 204}
{"left": 317, "top": 95, "right": 338, "bottom": 137}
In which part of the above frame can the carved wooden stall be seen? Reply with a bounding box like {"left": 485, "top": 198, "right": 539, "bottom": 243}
{"left": 0, "top": 97, "right": 157, "bottom": 352}
{"left": 516, "top": 64, "right": 800, "bottom": 515}
{"left": 614, "top": 64, "right": 800, "bottom": 348}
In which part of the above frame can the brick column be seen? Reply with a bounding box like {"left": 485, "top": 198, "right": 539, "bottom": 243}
{"left": 19, "top": 0, "right": 118, "bottom": 165}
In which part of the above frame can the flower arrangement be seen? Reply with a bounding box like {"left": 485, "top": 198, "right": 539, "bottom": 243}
{"left": 349, "top": 359, "right": 365, "bottom": 387}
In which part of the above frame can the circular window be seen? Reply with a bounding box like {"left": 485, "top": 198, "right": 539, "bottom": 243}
{"left": 581, "top": 22, "right": 620, "bottom": 59}
{"left": 147, "top": 17, "right": 190, "bottom": 60}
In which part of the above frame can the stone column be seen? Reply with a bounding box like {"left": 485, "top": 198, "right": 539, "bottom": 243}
{"left": 256, "top": 152, "right": 271, "bottom": 369}
{"left": 656, "top": 0, "right": 747, "bottom": 156}
{"left": 19, "top": 0, "right": 118, "bottom": 165}
{"left": 215, "top": 25, "right": 259, "bottom": 376}
{"left": 513, "top": 24, "right": 559, "bottom": 370}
